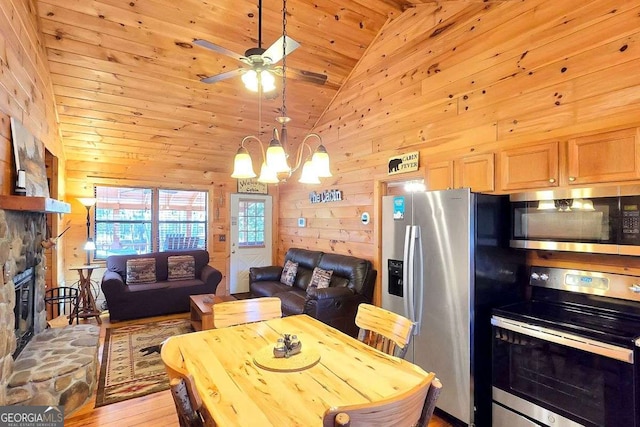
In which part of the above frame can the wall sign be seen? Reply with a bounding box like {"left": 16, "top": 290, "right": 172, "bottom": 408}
{"left": 388, "top": 151, "right": 419, "bottom": 175}
{"left": 237, "top": 178, "right": 268, "bottom": 194}
{"left": 309, "top": 189, "right": 342, "bottom": 204}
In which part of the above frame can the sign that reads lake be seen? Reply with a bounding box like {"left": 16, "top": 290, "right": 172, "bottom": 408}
{"left": 388, "top": 151, "right": 419, "bottom": 175}
{"left": 309, "top": 189, "right": 342, "bottom": 204}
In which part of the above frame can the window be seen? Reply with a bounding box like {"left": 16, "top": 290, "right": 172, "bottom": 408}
{"left": 94, "top": 186, "right": 207, "bottom": 258}
{"left": 237, "top": 199, "right": 266, "bottom": 247}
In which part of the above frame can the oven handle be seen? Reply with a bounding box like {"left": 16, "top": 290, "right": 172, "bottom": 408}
{"left": 491, "top": 315, "right": 634, "bottom": 364}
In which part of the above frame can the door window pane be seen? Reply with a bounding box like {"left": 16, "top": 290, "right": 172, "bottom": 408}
{"left": 238, "top": 199, "right": 266, "bottom": 247}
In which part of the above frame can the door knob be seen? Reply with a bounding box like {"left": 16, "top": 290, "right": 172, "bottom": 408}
{"left": 548, "top": 178, "right": 556, "bottom": 183}
{"left": 568, "top": 177, "right": 576, "bottom": 182}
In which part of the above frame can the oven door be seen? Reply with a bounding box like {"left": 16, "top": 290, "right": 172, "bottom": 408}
{"left": 492, "top": 316, "right": 638, "bottom": 427}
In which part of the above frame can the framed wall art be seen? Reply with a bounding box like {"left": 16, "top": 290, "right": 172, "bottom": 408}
{"left": 10, "top": 117, "right": 49, "bottom": 197}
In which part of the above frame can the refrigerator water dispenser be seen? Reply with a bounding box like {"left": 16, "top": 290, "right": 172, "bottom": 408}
{"left": 388, "top": 259, "right": 403, "bottom": 297}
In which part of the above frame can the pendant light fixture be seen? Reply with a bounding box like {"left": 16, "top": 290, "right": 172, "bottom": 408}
{"left": 230, "top": 0, "right": 331, "bottom": 184}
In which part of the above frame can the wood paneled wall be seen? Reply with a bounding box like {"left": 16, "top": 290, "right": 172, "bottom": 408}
{"left": 0, "top": 0, "right": 65, "bottom": 284}
{"left": 279, "top": 1, "right": 640, "bottom": 297}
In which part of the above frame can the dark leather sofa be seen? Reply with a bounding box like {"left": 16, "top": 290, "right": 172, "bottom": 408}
{"left": 101, "top": 249, "right": 222, "bottom": 321}
{"left": 249, "top": 248, "right": 377, "bottom": 337}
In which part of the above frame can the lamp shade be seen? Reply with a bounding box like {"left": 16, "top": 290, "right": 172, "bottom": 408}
{"left": 266, "top": 139, "right": 290, "bottom": 173}
{"left": 83, "top": 239, "right": 96, "bottom": 251}
{"left": 298, "top": 160, "right": 320, "bottom": 184}
{"left": 77, "top": 197, "right": 97, "bottom": 207}
{"left": 311, "top": 145, "right": 332, "bottom": 177}
{"left": 257, "top": 163, "right": 279, "bottom": 184}
{"left": 231, "top": 147, "right": 257, "bottom": 178}
{"left": 260, "top": 70, "right": 276, "bottom": 92}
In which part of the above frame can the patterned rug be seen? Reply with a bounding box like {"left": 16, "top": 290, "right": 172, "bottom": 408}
{"left": 95, "top": 318, "right": 193, "bottom": 407}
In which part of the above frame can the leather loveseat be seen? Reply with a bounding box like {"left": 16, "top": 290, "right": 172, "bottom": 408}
{"left": 101, "top": 249, "right": 222, "bottom": 321}
{"left": 249, "top": 248, "right": 377, "bottom": 337}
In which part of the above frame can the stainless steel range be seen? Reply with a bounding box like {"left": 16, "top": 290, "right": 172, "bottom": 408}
{"left": 491, "top": 267, "right": 640, "bottom": 427}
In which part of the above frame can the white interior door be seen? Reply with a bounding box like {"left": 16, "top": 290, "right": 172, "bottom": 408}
{"left": 230, "top": 194, "right": 273, "bottom": 294}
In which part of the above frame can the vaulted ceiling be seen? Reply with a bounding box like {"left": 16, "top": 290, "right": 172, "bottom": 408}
{"left": 35, "top": 0, "right": 432, "bottom": 177}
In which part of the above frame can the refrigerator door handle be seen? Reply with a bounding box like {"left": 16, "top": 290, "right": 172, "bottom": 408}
{"left": 403, "top": 225, "right": 412, "bottom": 319}
{"left": 407, "top": 225, "right": 418, "bottom": 323}
{"left": 413, "top": 226, "right": 423, "bottom": 335}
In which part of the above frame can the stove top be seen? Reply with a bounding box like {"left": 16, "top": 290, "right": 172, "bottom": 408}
{"left": 493, "top": 300, "right": 640, "bottom": 347}
{"left": 493, "top": 267, "right": 640, "bottom": 348}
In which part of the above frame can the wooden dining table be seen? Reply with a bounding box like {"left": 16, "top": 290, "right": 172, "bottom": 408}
{"left": 164, "top": 314, "right": 431, "bottom": 426}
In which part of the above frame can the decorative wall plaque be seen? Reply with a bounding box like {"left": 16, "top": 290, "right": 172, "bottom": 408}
{"left": 388, "top": 151, "right": 419, "bottom": 175}
{"left": 237, "top": 178, "right": 268, "bottom": 194}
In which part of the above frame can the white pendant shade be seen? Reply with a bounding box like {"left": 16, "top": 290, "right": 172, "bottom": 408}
{"left": 311, "top": 145, "right": 332, "bottom": 177}
{"left": 231, "top": 147, "right": 257, "bottom": 178}
{"left": 257, "top": 163, "right": 279, "bottom": 184}
{"left": 266, "top": 142, "right": 290, "bottom": 173}
{"left": 298, "top": 160, "right": 320, "bottom": 184}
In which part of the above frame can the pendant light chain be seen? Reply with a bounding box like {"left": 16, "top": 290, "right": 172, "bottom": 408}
{"left": 281, "top": 0, "right": 287, "bottom": 118}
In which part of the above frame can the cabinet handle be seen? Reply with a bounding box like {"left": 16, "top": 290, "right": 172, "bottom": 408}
{"left": 548, "top": 178, "right": 556, "bottom": 183}
{"left": 569, "top": 177, "right": 576, "bottom": 182}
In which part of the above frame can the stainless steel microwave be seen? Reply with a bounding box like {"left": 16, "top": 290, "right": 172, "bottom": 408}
{"left": 510, "top": 186, "right": 640, "bottom": 256}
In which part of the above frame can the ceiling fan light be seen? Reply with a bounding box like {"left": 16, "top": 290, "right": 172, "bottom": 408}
{"left": 231, "top": 147, "right": 257, "bottom": 178}
{"left": 257, "top": 163, "right": 279, "bottom": 184}
{"left": 311, "top": 145, "right": 332, "bottom": 177}
{"left": 266, "top": 139, "right": 290, "bottom": 173}
{"left": 260, "top": 70, "right": 276, "bottom": 92}
{"left": 241, "top": 70, "right": 259, "bottom": 92}
{"left": 298, "top": 160, "right": 321, "bottom": 185}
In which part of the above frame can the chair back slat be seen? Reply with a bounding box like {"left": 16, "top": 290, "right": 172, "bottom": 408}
{"left": 161, "top": 337, "right": 204, "bottom": 427}
{"left": 213, "top": 297, "right": 282, "bottom": 328}
{"left": 355, "top": 303, "right": 414, "bottom": 358}
{"left": 323, "top": 372, "right": 437, "bottom": 427}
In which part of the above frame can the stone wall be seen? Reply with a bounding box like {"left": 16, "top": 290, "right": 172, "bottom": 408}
{"left": 0, "top": 209, "right": 48, "bottom": 405}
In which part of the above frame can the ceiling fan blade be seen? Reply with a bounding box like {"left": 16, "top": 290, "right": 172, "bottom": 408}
{"left": 287, "top": 67, "right": 328, "bottom": 85}
{"left": 200, "top": 68, "right": 244, "bottom": 84}
{"left": 262, "top": 35, "right": 300, "bottom": 64}
{"left": 193, "top": 39, "right": 245, "bottom": 62}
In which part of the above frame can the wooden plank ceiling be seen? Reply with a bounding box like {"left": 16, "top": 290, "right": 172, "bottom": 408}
{"left": 35, "top": 0, "right": 432, "bottom": 178}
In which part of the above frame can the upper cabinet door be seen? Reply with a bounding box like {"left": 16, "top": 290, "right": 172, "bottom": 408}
{"left": 454, "top": 153, "right": 495, "bottom": 193}
{"left": 498, "top": 142, "right": 559, "bottom": 191}
{"left": 567, "top": 128, "right": 640, "bottom": 185}
{"left": 426, "top": 160, "right": 453, "bottom": 191}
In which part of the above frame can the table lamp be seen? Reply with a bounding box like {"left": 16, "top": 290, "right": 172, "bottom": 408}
{"left": 78, "top": 197, "right": 97, "bottom": 265}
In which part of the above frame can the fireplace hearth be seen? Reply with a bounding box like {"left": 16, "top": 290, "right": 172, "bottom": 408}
{"left": 13, "top": 267, "right": 35, "bottom": 358}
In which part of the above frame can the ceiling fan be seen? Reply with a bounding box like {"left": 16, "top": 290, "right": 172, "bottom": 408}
{"left": 194, "top": 0, "right": 328, "bottom": 89}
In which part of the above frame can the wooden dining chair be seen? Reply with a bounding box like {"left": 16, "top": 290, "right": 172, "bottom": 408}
{"left": 212, "top": 297, "right": 282, "bottom": 328}
{"left": 323, "top": 371, "right": 439, "bottom": 427}
{"left": 161, "top": 337, "right": 204, "bottom": 427}
{"left": 355, "top": 303, "right": 414, "bottom": 358}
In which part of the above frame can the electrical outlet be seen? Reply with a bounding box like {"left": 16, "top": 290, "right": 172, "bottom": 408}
{"left": 219, "top": 234, "right": 226, "bottom": 242}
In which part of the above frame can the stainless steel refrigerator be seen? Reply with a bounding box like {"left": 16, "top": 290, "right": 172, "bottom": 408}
{"left": 382, "top": 188, "right": 525, "bottom": 426}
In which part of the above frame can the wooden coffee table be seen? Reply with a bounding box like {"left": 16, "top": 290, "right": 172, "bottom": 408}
{"left": 190, "top": 294, "right": 235, "bottom": 331}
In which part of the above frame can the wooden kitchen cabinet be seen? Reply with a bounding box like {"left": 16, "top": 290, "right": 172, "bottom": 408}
{"left": 566, "top": 128, "right": 640, "bottom": 185}
{"left": 454, "top": 153, "right": 495, "bottom": 192}
{"left": 498, "top": 141, "right": 559, "bottom": 191}
{"left": 425, "top": 160, "right": 453, "bottom": 191}
{"left": 426, "top": 153, "right": 494, "bottom": 192}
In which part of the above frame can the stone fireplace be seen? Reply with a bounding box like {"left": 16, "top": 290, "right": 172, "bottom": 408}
{"left": 0, "top": 207, "right": 99, "bottom": 414}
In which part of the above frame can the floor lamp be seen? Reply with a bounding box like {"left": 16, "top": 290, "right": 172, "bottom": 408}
{"left": 78, "top": 197, "right": 97, "bottom": 265}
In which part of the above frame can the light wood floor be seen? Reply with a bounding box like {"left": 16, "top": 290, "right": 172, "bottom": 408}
{"left": 64, "top": 312, "right": 452, "bottom": 427}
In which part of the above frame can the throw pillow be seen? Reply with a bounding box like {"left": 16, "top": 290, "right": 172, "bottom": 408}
{"left": 280, "top": 260, "right": 298, "bottom": 286}
{"left": 168, "top": 255, "right": 196, "bottom": 281}
{"left": 126, "top": 258, "right": 156, "bottom": 284}
{"left": 307, "top": 267, "right": 333, "bottom": 294}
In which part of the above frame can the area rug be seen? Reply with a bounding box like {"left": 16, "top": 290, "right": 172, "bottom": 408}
{"left": 95, "top": 318, "right": 193, "bottom": 407}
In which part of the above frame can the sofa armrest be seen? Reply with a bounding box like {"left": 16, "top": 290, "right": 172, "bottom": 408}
{"left": 250, "top": 266, "right": 283, "bottom": 283}
{"left": 200, "top": 265, "right": 223, "bottom": 291}
{"left": 304, "top": 287, "right": 366, "bottom": 338}
{"left": 101, "top": 271, "right": 126, "bottom": 297}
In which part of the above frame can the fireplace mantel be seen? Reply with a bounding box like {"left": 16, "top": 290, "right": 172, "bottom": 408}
{"left": 0, "top": 195, "right": 71, "bottom": 213}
